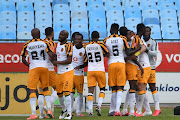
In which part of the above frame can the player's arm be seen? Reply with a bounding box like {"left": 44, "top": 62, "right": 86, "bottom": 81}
{"left": 21, "top": 44, "right": 29, "bottom": 67}
{"left": 74, "top": 51, "right": 88, "bottom": 70}
{"left": 132, "top": 59, "right": 144, "bottom": 75}
{"left": 100, "top": 43, "right": 110, "bottom": 58}
{"left": 146, "top": 41, "right": 158, "bottom": 57}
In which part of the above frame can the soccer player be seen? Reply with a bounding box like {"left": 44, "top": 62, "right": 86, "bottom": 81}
{"left": 21, "top": 28, "right": 54, "bottom": 119}
{"left": 70, "top": 32, "right": 80, "bottom": 114}
{"left": 132, "top": 23, "right": 152, "bottom": 117}
{"left": 76, "top": 31, "right": 109, "bottom": 116}
{"left": 71, "top": 33, "right": 86, "bottom": 116}
{"left": 52, "top": 30, "right": 74, "bottom": 119}
{"left": 120, "top": 28, "right": 143, "bottom": 116}
{"left": 104, "top": 24, "right": 139, "bottom": 116}
{"left": 37, "top": 27, "right": 58, "bottom": 119}
{"left": 144, "top": 26, "right": 161, "bottom": 116}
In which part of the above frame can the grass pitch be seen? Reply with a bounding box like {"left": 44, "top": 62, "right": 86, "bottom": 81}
{"left": 1, "top": 107, "right": 180, "bottom": 120}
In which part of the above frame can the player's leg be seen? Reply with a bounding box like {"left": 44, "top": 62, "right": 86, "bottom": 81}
{"left": 63, "top": 70, "right": 74, "bottom": 119}
{"left": 56, "top": 74, "right": 67, "bottom": 119}
{"left": 96, "top": 71, "right": 106, "bottom": 116}
{"left": 143, "top": 90, "right": 152, "bottom": 116}
{"left": 70, "top": 86, "right": 75, "bottom": 115}
{"left": 128, "top": 80, "right": 137, "bottom": 116}
{"left": 135, "top": 67, "right": 151, "bottom": 117}
{"left": 49, "top": 71, "right": 58, "bottom": 105}
{"left": 40, "top": 68, "right": 54, "bottom": 118}
{"left": 115, "top": 63, "right": 126, "bottom": 116}
{"left": 87, "top": 71, "right": 97, "bottom": 116}
{"left": 148, "top": 70, "right": 161, "bottom": 116}
{"left": 122, "top": 90, "right": 129, "bottom": 116}
{"left": 108, "top": 86, "right": 116, "bottom": 116}
{"left": 27, "top": 68, "right": 40, "bottom": 119}
{"left": 74, "top": 75, "right": 85, "bottom": 116}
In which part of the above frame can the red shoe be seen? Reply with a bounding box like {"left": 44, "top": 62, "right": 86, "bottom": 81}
{"left": 152, "top": 110, "right": 161, "bottom": 116}
{"left": 125, "top": 111, "right": 129, "bottom": 116}
{"left": 47, "top": 110, "right": 54, "bottom": 118}
{"left": 76, "top": 113, "right": 85, "bottom": 116}
{"left": 134, "top": 111, "right": 143, "bottom": 117}
{"left": 114, "top": 111, "right": 122, "bottom": 116}
{"left": 72, "top": 113, "right": 74, "bottom": 116}
{"left": 27, "top": 114, "right": 38, "bottom": 120}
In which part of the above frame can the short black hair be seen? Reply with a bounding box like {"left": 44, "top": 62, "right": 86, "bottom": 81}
{"left": 145, "top": 26, "right": 151, "bottom": 31}
{"left": 137, "top": 23, "right": 145, "bottom": 33}
{"left": 45, "top": 27, "right": 53, "bottom": 36}
{"left": 75, "top": 33, "right": 83, "bottom": 40}
{"left": 71, "top": 32, "right": 80, "bottom": 39}
{"left": 119, "top": 26, "right": 128, "bottom": 36}
{"left": 91, "top": 31, "right": 99, "bottom": 39}
{"left": 110, "top": 23, "right": 119, "bottom": 34}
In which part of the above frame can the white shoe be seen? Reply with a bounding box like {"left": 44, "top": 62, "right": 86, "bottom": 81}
{"left": 64, "top": 113, "right": 72, "bottom": 119}
{"left": 59, "top": 110, "right": 67, "bottom": 119}
{"left": 96, "top": 106, "right": 101, "bottom": 116}
{"left": 39, "top": 113, "right": 48, "bottom": 119}
{"left": 143, "top": 111, "right": 152, "bottom": 116}
{"left": 121, "top": 109, "right": 129, "bottom": 116}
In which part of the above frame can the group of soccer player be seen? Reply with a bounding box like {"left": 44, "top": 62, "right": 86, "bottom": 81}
{"left": 21, "top": 22, "right": 161, "bottom": 119}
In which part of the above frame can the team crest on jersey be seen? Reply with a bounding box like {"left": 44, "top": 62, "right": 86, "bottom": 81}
{"left": 79, "top": 52, "right": 83, "bottom": 56}
{"left": 133, "top": 43, "right": 137, "bottom": 47}
{"left": 147, "top": 44, "right": 150, "bottom": 47}
{"left": 61, "top": 48, "right": 64, "bottom": 52}
{"left": 73, "top": 57, "right": 78, "bottom": 61}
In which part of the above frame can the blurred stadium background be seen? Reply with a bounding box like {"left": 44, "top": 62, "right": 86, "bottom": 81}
{"left": 0, "top": 0, "right": 180, "bottom": 118}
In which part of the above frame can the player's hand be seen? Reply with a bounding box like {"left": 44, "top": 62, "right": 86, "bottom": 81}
{"left": 140, "top": 67, "right": 144, "bottom": 76}
{"left": 137, "top": 44, "right": 142, "bottom": 50}
{"left": 74, "top": 66, "right": 81, "bottom": 70}
{"left": 130, "top": 55, "right": 137, "bottom": 61}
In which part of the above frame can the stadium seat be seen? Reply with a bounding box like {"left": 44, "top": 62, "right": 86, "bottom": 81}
{"left": 18, "top": 11, "right": 34, "bottom": 19}
{"left": 0, "top": 3, "right": 16, "bottom": 12}
{"left": 158, "top": 0, "right": 174, "bottom": 6}
{"left": 16, "top": 0, "right": 33, "bottom": 10}
{"left": 125, "top": 18, "right": 141, "bottom": 26}
{"left": 161, "top": 17, "right": 178, "bottom": 25}
{"left": 88, "top": 4, "right": 105, "bottom": 18}
{"left": 0, "top": 16, "right": 16, "bottom": 25}
{"left": 17, "top": 31, "right": 32, "bottom": 40}
{"left": 142, "top": 9, "right": 159, "bottom": 20}
{"left": 105, "top": 0, "right": 121, "bottom": 7}
{"left": 71, "top": 11, "right": 88, "bottom": 19}
{"left": 71, "top": 4, "right": 87, "bottom": 12}
{"left": 161, "top": 24, "right": 179, "bottom": 34}
{"left": 71, "top": 24, "right": 89, "bottom": 39}
{"left": 160, "top": 9, "right": 177, "bottom": 18}
{"left": 89, "top": 18, "right": 106, "bottom": 27}
{"left": 124, "top": 0, "right": 139, "bottom": 8}
{"left": 0, "top": 32, "right": 16, "bottom": 39}
{"left": 54, "top": 24, "right": 71, "bottom": 39}
{"left": 52, "top": 0, "right": 68, "bottom": 6}
{"left": 89, "top": 24, "right": 107, "bottom": 39}
{"left": 87, "top": 0, "right": 103, "bottom": 8}
{"left": 53, "top": 4, "right": 69, "bottom": 11}
{"left": 124, "top": 6, "right": 141, "bottom": 20}
{"left": 17, "top": 4, "right": 34, "bottom": 12}
{"left": 35, "top": 11, "right": 52, "bottom": 25}
{"left": 34, "top": 4, "right": 51, "bottom": 11}
{"left": 34, "top": 0, "right": 51, "bottom": 5}
{"left": 17, "top": 25, "right": 34, "bottom": 32}
{"left": 143, "top": 18, "right": 160, "bottom": 25}
{"left": 151, "top": 31, "right": 162, "bottom": 39}
{"left": 18, "top": 16, "right": 34, "bottom": 26}
{"left": 159, "top": 3, "right": 176, "bottom": 10}
{"left": 146, "top": 24, "right": 162, "bottom": 39}
{"left": 1, "top": 0, "right": 15, "bottom": 5}
{"left": 106, "top": 10, "right": 124, "bottom": 26}
{"left": 162, "top": 31, "right": 180, "bottom": 39}
{"left": 1, "top": 11, "right": 16, "bottom": 20}
{"left": 140, "top": 2, "right": 158, "bottom": 10}
{"left": 0, "top": 25, "right": 16, "bottom": 33}
{"left": 71, "top": 18, "right": 88, "bottom": 26}
{"left": 53, "top": 12, "right": 70, "bottom": 25}
{"left": 70, "top": 0, "right": 86, "bottom": 8}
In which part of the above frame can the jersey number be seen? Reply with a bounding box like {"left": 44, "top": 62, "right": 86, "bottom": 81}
{"left": 112, "top": 45, "right": 119, "bottom": 56}
{"left": 88, "top": 52, "right": 101, "bottom": 62}
{"left": 31, "top": 50, "right": 45, "bottom": 60}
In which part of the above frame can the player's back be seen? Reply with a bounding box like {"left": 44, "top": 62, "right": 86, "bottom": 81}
{"left": 24, "top": 39, "right": 50, "bottom": 70}
{"left": 86, "top": 41, "right": 105, "bottom": 72}
{"left": 104, "top": 34, "right": 126, "bottom": 65}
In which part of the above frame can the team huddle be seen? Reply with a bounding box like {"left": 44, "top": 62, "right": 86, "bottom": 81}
{"left": 21, "top": 23, "right": 161, "bottom": 119}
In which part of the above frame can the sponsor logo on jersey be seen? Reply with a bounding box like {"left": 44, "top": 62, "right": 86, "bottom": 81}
{"left": 79, "top": 52, "right": 82, "bottom": 56}
{"left": 73, "top": 57, "right": 78, "bottom": 61}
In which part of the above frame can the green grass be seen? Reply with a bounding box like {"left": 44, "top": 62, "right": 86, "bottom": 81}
{"left": 1, "top": 107, "right": 180, "bottom": 120}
